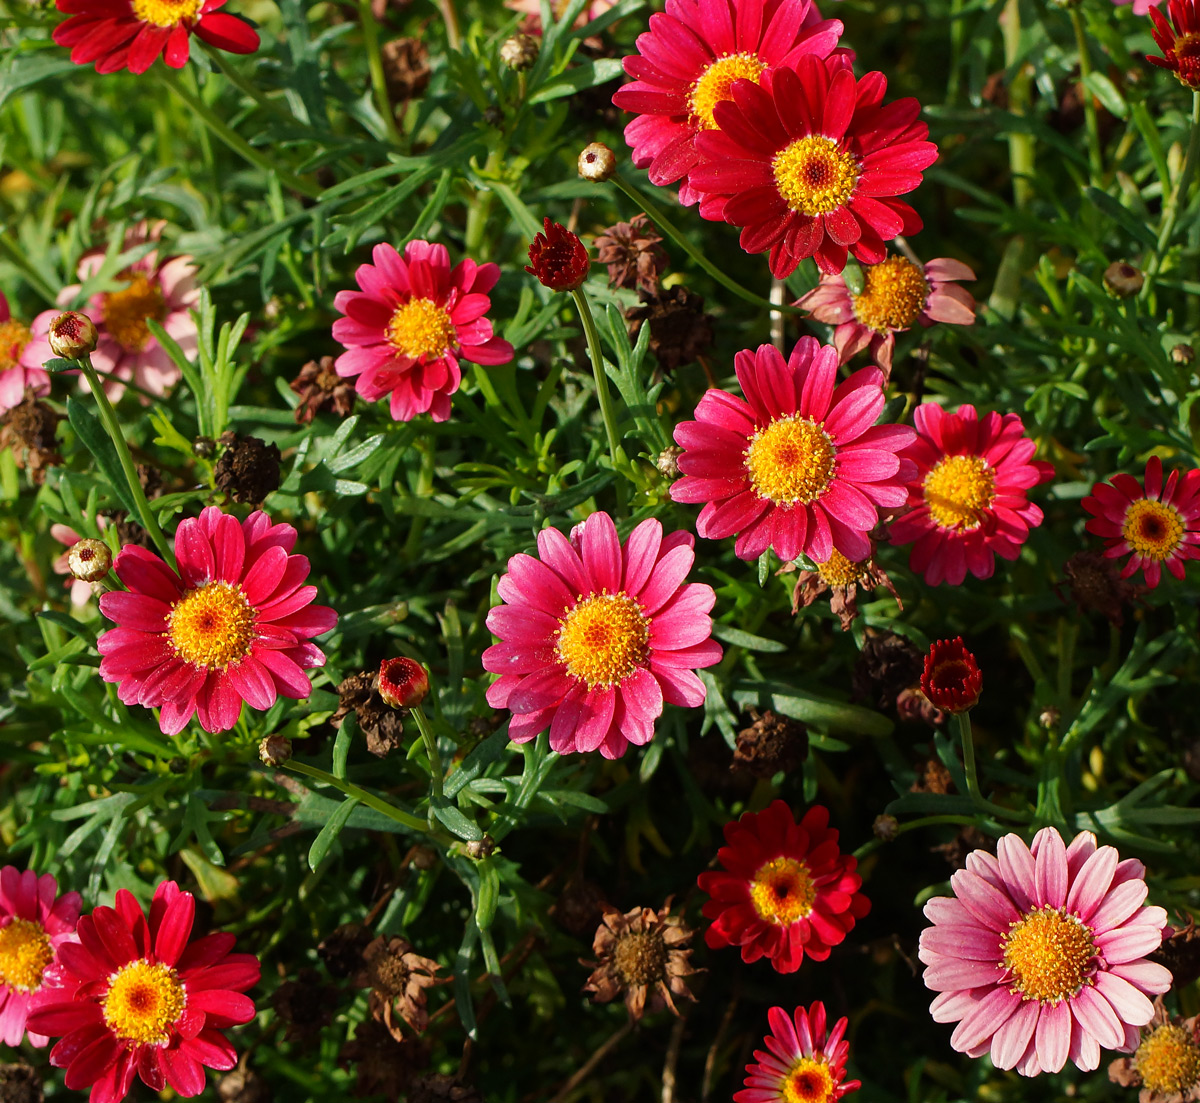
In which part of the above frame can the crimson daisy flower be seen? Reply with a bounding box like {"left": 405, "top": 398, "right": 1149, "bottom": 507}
{"left": 611, "top": 0, "right": 843, "bottom": 206}
{"left": 53, "top": 0, "right": 258, "bottom": 74}
{"left": 737, "top": 1001, "right": 861, "bottom": 1103}
{"left": 687, "top": 55, "right": 938, "bottom": 276}
{"left": 28, "top": 880, "right": 260, "bottom": 1103}
{"left": 888, "top": 403, "right": 1053, "bottom": 587}
{"left": 670, "top": 336, "right": 916, "bottom": 564}
{"left": 0, "top": 867, "right": 81, "bottom": 1048}
{"left": 1081, "top": 456, "right": 1200, "bottom": 588}
{"left": 97, "top": 505, "right": 337, "bottom": 735}
{"left": 333, "top": 240, "right": 514, "bottom": 423}
{"left": 482, "top": 511, "right": 723, "bottom": 759}
{"left": 697, "top": 801, "right": 869, "bottom": 974}
{"left": 1148, "top": 0, "right": 1200, "bottom": 88}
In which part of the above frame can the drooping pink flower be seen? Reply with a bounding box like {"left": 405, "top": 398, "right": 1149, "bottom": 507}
{"left": 482, "top": 511, "right": 722, "bottom": 759}
{"left": 332, "top": 240, "right": 513, "bottom": 423}
{"left": 96, "top": 506, "right": 337, "bottom": 735}
{"left": 737, "top": 1001, "right": 861, "bottom": 1103}
{"left": 919, "top": 827, "right": 1172, "bottom": 1076}
{"left": 0, "top": 292, "right": 50, "bottom": 415}
{"left": 0, "top": 867, "right": 81, "bottom": 1048}
{"left": 670, "top": 336, "right": 916, "bottom": 563}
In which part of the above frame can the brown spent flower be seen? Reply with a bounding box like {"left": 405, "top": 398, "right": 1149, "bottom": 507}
{"left": 380, "top": 38, "right": 431, "bottom": 118}
{"left": 407, "top": 1074, "right": 485, "bottom": 1103}
{"left": 355, "top": 936, "right": 441, "bottom": 1037}
{"left": 788, "top": 546, "right": 901, "bottom": 631}
{"left": 554, "top": 877, "right": 608, "bottom": 937}
{"left": 1104, "top": 261, "right": 1145, "bottom": 299}
{"left": 319, "top": 922, "right": 373, "bottom": 980}
{"left": 625, "top": 285, "right": 714, "bottom": 373}
{"left": 1172, "top": 343, "right": 1195, "bottom": 365}
{"left": 214, "top": 430, "right": 281, "bottom": 505}
{"left": 339, "top": 1019, "right": 429, "bottom": 1103}
{"left": 259, "top": 734, "right": 292, "bottom": 767}
{"left": 896, "top": 687, "right": 946, "bottom": 728}
{"left": 47, "top": 311, "right": 98, "bottom": 359}
{"left": 333, "top": 671, "right": 406, "bottom": 757}
{"left": 526, "top": 218, "right": 590, "bottom": 292}
{"left": 731, "top": 709, "right": 807, "bottom": 779}
{"left": 1109, "top": 997, "right": 1200, "bottom": 1103}
{"left": 931, "top": 824, "right": 992, "bottom": 871}
{"left": 1061, "top": 549, "right": 1144, "bottom": 627}
{"left": 852, "top": 630, "right": 924, "bottom": 709}
{"left": 270, "top": 968, "right": 338, "bottom": 1040}
{"left": 593, "top": 214, "right": 668, "bottom": 294}
{"left": 217, "top": 1067, "right": 272, "bottom": 1103}
{"left": 0, "top": 392, "right": 62, "bottom": 484}
{"left": 921, "top": 637, "right": 982, "bottom": 713}
{"left": 0, "top": 1063, "right": 42, "bottom": 1103}
{"left": 582, "top": 900, "right": 700, "bottom": 1021}
{"left": 910, "top": 758, "right": 953, "bottom": 795}
{"left": 1150, "top": 914, "right": 1200, "bottom": 990}
{"left": 290, "top": 356, "right": 357, "bottom": 424}
{"left": 577, "top": 142, "right": 616, "bottom": 182}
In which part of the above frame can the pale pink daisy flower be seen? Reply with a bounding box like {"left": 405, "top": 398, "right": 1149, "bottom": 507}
{"left": 332, "top": 240, "right": 514, "bottom": 423}
{"left": 0, "top": 292, "right": 50, "bottom": 415}
{"left": 1119, "top": 0, "right": 1164, "bottom": 14}
{"left": 482, "top": 511, "right": 723, "bottom": 759}
{"left": 920, "top": 827, "right": 1172, "bottom": 1076}
{"left": 505, "top": 0, "right": 616, "bottom": 34}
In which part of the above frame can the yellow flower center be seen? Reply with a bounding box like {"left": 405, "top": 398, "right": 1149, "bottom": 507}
{"left": 923, "top": 455, "right": 995, "bottom": 531}
{"left": 103, "top": 960, "right": 187, "bottom": 1046}
{"left": 817, "top": 549, "right": 866, "bottom": 587}
{"left": 773, "top": 136, "right": 860, "bottom": 217}
{"left": 851, "top": 255, "right": 930, "bottom": 333}
{"left": 745, "top": 415, "right": 836, "bottom": 506}
{"left": 387, "top": 298, "right": 457, "bottom": 360}
{"left": 1122, "top": 498, "right": 1184, "bottom": 562}
{"left": 102, "top": 274, "right": 167, "bottom": 352}
{"left": 1171, "top": 32, "right": 1200, "bottom": 88}
{"left": 167, "top": 581, "right": 257, "bottom": 670}
{"left": 783, "top": 1056, "right": 837, "bottom": 1103}
{"left": 130, "top": 0, "right": 203, "bottom": 26}
{"left": 1135, "top": 1023, "right": 1200, "bottom": 1096}
{"left": 556, "top": 591, "right": 650, "bottom": 688}
{"left": 613, "top": 931, "right": 668, "bottom": 987}
{"left": 0, "top": 318, "right": 32, "bottom": 372}
{"left": 749, "top": 856, "right": 816, "bottom": 926}
{"left": 689, "top": 52, "right": 767, "bottom": 131}
{"left": 0, "top": 918, "right": 53, "bottom": 993}
{"left": 1001, "top": 906, "right": 1095, "bottom": 1004}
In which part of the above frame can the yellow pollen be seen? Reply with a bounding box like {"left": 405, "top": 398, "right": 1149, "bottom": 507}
{"left": 167, "top": 581, "right": 257, "bottom": 670}
{"left": 1135, "top": 1023, "right": 1200, "bottom": 1096}
{"left": 783, "top": 1056, "right": 837, "bottom": 1103}
{"left": 773, "top": 136, "right": 860, "bottom": 217}
{"left": 0, "top": 319, "right": 32, "bottom": 372}
{"left": 923, "top": 455, "right": 995, "bottom": 531}
{"left": 749, "top": 856, "right": 816, "bottom": 926}
{"left": 817, "top": 549, "right": 866, "bottom": 588}
{"left": 1122, "top": 499, "right": 1185, "bottom": 562}
{"left": 851, "top": 255, "right": 930, "bottom": 333}
{"left": 689, "top": 52, "right": 767, "bottom": 131}
{"left": 103, "top": 960, "right": 187, "bottom": 1046}
{"left": 745, "top": 415, "right": 836, "bottom": 506}
{"left": 131, "top": 0, "right": 202, "bottom": 25}
{"left": 387, "top": 298, "right": 457, "bottom": 360}
{"left": 1001, "top": 906, "right": 1095, "bottom": 1004}
{"left": 556, "top": 591, "right": 650, "bottom": 688}
{"left": 102, "top": 274, "right": 167, "bottom": 352}
{"left": 0, "top": 918, "right": 53, "bottom": 993}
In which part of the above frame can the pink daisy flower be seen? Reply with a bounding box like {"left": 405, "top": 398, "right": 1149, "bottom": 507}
{"left": 505, "top": 0, "right": 616, "bottom": 34}
{"left": 0, "top": 867, "right": 81, "bottom": 1048}
{"left": 482, "top": 511, "right": 723, "bottom": 759}
{"left": 1121, "top": 0, "right": 1164, "bottom": 12}
{"left": 797, "top": 254, "right": 976, "bottom": 375}
{"left": 611, "top": 0, "right": 843, "bottom": 206}
{"left": 669, "top": 336, "right": 916, "bottom": 564}
{"left": 888, "top": 403, "right": 1053, "bottom": 586}
{"left": 737, "top": 1001, "right": 860, "bottom": 1103}
{"left": 332, "top": 240, "right": 514, "bottom": 423}
{"left": 1081, "top": 456, "right": 1200, "bottom": 588}
{"left": 96, "top": 505, "right": 337, "bottom": 735}
{"left": 919, "top": 827, "right": 1172, "bottom": 1076}
{"left": 0, "top": 292, "right": 50, "bottom": 415}
{"left": 28, "top": 880, "right": 259, "bottom": 1103}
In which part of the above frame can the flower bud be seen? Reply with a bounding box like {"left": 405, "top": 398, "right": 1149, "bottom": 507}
{"left": 920, "top": 637, "right": 983, "bottom": 713}
{"left": 655, "top": 445, "right": 682, "bottom": 480}
{"left": 1172, "top": 343, "right": 1195, "bottom": 365}
{"left": 67, "top": 538, "right": 111, "bottom": 582}
{"left": 378, "top": 657, "right": 429, "bottom": 709}
{"left": 1103, "top": 261, "right": 1144, "bottom": 299}
{"left": 259, "top": 734, "right": 293, "bottom": 766}
{"left": 577, "top": 142, "right": 616, "bottom": 182}
{"left": 525, "top": 217, "right": 590, "bottom": 292}
{"left": 47, "top": 311, "right": 98, "bottom": 360}
{"left": 499, "top": 33, "right": 538, "bottom": 71}
{"left": 465, "top": 834, "right": 496, "bottom": 860}
{"left": 872, "top": 814, "right": 899, "bottom": 842}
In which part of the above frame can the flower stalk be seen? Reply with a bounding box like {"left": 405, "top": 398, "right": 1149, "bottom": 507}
{"left": 1146, "top": 89, "right": 1200, "bottom": 290}
{"left": 954, "top": 710, "right": 1032, "bottom": 823}
{"left": 359, "top": 0, "right": 402, "bottom": 145}
{"left": 410, "top": 705, "right": 444, "bottom": 803}
{"left": 285, "top": 759, "right": 433, "bottom": 835}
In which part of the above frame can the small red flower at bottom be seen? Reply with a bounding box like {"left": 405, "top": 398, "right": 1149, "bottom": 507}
{"left": 697, "top": 801, "right": 869, "bottom": 973}
{"left": 378, "top": 657, "right": 429, "bottom": 709}
{"left": 525, "top": 219, "right": 590, "bottom": 291}
{"left": 737, "top": 1002, "right": 861, "bottom": 1103}
{"left": 28, "top": 881, "right": 260, "bottom": 1103}
{"left": 921, "top": 637, "right": 982, "bottom": 713}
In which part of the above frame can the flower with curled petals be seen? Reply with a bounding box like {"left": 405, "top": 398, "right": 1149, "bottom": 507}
{"left": 96, "top": 505, "right": 337, "bottom": 735}
{"left": 482, "top": 511, "right": 722, "bottom": 759}
{"left": 28, "top": 880, "right": 259, "bottom": 1103}
{"left": 919, "top": 827, "right": 1172, "bottom": 1076}
{"left": 737, "top": 1001, "right": 860, "bottom": 1103}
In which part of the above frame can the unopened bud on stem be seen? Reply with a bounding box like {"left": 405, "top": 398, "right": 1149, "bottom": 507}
{"left": 47, "top": 311, "right": 98, "bottom": 360}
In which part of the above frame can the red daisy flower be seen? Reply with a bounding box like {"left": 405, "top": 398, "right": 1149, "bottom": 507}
{"left": 697, "top": 801, "right": 869, "bottom": 973}
{"left": 53, "top": 0, "right": 258, "bottom": 75}
{"left": 669, "top": 336, "right": 916, "bottom": 563}
{"left": 1148, "top": 0, "right": 1200, "bottom": 88}
{"left": 737, "top": 1001, "right": 861, "bottom": 1103}
{"left": 611, "top": 0, "right": 843, "bottom": 206}
{"left": 97, "top": 506, "right": 337, "bottom": 735}
{"left": 888, "top": 403, "right": 1053, "bottom": 587}
{"left": 482, "top": 511, "right": 723, "bottom": 759}
{"left": 688, "top": 55, "right": 939, "bottom": 276}
{"left": 28, "top": 881, "right": 259, "bottom": 1103}
{"left": 525, "top": 218, "right": 591, "bottom": 292}
{"left": 333, "top": 240, "right": 514, "bottom": 423}
{"left": 921, "top": 637, "right": 982, "bottom": 713}
{"left": 1081, "top": 456, "right": 1200, "bottom": 587}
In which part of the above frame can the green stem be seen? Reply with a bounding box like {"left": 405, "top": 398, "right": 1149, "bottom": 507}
{"left": 285, "top": 760, "right": 431, "bottom": 834}
{"left": 1002, "top": 0, "right": 1035, "bottom": 210}
{"left": 411, "top": 705, "right": 444, "bottom": 802}
{"left": 1069, "top": 8, "right": 1103, "bottom": 185}
{"left": 204, "top": 47, "right": 281, "bottom": 118}
{"left": 439, "top": 0, "right": 461, "bottom": 49}
{"left": 1146, "top": 90, "right": 1200, "bottom": 289}
{"left": 359, "top": 0, "right": 402, "bottom": 144}
{"left": 853, "top": 814, "right": 977, "bottom": 860}
{"left": 402, "top": 435, "right": 435, "bottom": 561}
{"left": 955, "top": 710, "right": 1032, "bottom": 822}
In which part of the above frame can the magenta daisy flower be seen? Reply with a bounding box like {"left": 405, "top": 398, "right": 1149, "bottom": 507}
{"left": 0, "top": 292, "right": 50, "bottom": 415}
{"left": 0, "top": 867, "right": 81, "bottom": 1047}
{"left": 797, "top": 254, "right": 976, "bottom": 374}
{"left": 919, "top": 827, "right": 1172, "bottom": 1076}
{"left": 687, "top": 55, "right": 939, "bottom": 276}
{"left": 737, "top": 1001, "right": 860, "bottom": 1103}
{"left": 1081, "top": 456, "right": 1200, "bottom": 588}
{"left": 28, "top": 880, "right": 259, "bottom": 1103}
{"left": 888, "top": 403, "right": 1053, "bottom": 586}
{"left": 669, "top": 336, "right": 916, "bottom": 563}
{"left": 332, "top": 240, "right": 514, "bottom": 423}
{"left": 97, "top": 506, "right": 337, "bottom": 735}
{"left": 611, "top": 0, "right": 843, "bottom": 206}
{"left": 482, "top": 511, "right": 723, "bottom": 759}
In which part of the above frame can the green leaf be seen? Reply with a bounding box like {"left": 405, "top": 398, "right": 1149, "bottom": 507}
{"left": 711, "top": 624, "right": 787, "bottom": 653}
{"left": 730, "top": 681, "right": 893, "bottom": 737}
{"left": 308, "top": 796, "right": 360, "bottom": 870}
{"left": 1080, "top": 72, "right": 1128, "bottom": 120}
{"left": 65, "top": 397, "right": 138, "bottom": 516}
{"left": 1083, "top": 187, "right": 1158, "bottom": 250}
{"left": 431, "top": 796, "right": 483, "bottom": 840}
{"left": 473, "top": 857, "right": 500, "bottom": 932}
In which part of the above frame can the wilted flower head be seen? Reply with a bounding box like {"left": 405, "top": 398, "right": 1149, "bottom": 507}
{"left": 525, "top": 219, "right": 590, "bottom": 292}
{"left": 920, "top": 637, "right": 982, "bottom": 713}
{"left": 290, "top": 356, "right": 356, "bottom": 424}
{"left": 355, "top": 937, "right": 441, "bottom": 1037}
{"left": 625, "top": 286, "right": 714, "bottom": 372}
{"left": 594, "top": 215, "right": 667, "bottom": 293}
{"left": 788, "top": 546, "right": 901, "bottom": 631}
